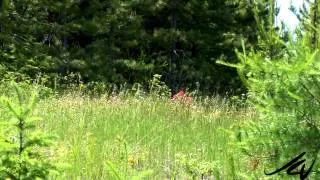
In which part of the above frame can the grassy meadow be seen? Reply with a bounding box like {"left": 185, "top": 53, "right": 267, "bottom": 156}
{"left": 20, "top": 91, "right": 255, "bottom": 179}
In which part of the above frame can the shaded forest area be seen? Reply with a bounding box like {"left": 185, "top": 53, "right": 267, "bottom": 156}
{"left": 0, "top": 0, "right": 273, "bottom": 94}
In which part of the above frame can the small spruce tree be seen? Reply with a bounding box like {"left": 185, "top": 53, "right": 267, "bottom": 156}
{"left": 0, "top": 83, "right": 59, "bottom": 179}
{"left": 219, "top": 0, "right": 320, "bottom": 178}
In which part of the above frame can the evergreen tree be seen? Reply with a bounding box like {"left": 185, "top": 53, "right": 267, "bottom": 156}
{"left": 130, "top": 0, "right": 268, "bottom": 93}
{"left": 0, "top": 0, "right": 55, "bottom": 78}
{"left": 295, "top": 0, "right": 320, "bottom": 50}
{"left": 0, "top": 0, "right": 272, "bottom": 94}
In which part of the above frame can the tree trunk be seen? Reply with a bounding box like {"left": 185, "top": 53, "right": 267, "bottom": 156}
{"left": 170, "top": 0, "right": 179, "bottom": 94}
{"left": 311, "top": 0, "right": 319, "bottom": 50}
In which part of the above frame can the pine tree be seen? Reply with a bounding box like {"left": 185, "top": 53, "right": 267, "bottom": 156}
{"left": 0, "top": 1, "right": 55, "bottom": 78}
{"left": 0, "top": 0, "right": 272, "bottom": 94}
{"left": 129, "top": 0, "right": 270, "bottom": 93}
{"left": 296, "top": 0, "right": 320, "bottom": 50}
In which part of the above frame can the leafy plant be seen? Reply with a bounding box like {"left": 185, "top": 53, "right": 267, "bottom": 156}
{"left": 0, "top": 83, "right": 59, "bottom": 179}
{"left": 149, "top": 74, "right": 171, "bottom": 98}
{"left": 174, "top": 152, "right": 220, "bottom": 179}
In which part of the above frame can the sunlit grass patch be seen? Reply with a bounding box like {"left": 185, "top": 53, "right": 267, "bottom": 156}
{"left": 32, "top": 93, "right": 255, "bottom": 179}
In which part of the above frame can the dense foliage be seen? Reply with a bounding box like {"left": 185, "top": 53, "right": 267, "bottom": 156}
{"left": 220, "top": 0, "right": 320, "bottom": 179}
{"left": 0, "top": 0, "right": 273, "bottom": 94}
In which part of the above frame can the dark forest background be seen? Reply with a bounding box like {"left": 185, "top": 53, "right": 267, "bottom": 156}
{"left": 0, "top": 0, "right": 280, "bottom": 94}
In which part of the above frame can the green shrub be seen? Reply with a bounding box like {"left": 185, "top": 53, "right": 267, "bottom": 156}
{"left": 149, "top": 74, "right": 170, "bottom": 99}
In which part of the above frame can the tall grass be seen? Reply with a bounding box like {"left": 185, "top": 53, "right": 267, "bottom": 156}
{"left": 24, "top": 92, "right": 255, "bottom": 179}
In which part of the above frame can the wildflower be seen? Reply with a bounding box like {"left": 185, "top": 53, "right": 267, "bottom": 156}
{"left": 128, "top": 155, "right": 138, "bottom": 167}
